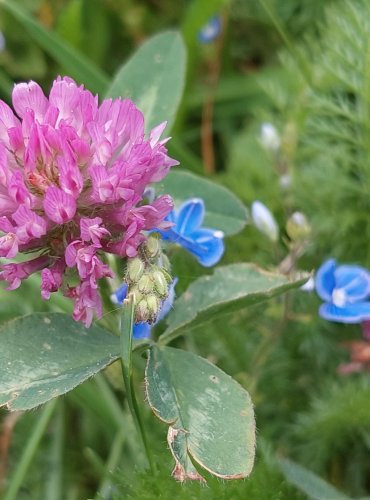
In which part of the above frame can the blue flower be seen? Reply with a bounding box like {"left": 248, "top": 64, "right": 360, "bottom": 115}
{"left": 111, "top": 279, "right": 177, "bottom": 339}
{"left": 198, "top": 15, "right": 222, "bottom": 43}
{"left": 160, "top": 198, "right": 224, "bottom": 267}
{"left": 315, "top": 259, "right": 370, "bottom": 323}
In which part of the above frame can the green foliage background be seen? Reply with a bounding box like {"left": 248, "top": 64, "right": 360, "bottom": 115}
{"left": 1, "top": 0, "right": 370, "bottom": 498}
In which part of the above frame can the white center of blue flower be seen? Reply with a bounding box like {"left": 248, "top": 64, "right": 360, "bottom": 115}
{"left": 332, "top": 288, "right": 347, "bottom": 307}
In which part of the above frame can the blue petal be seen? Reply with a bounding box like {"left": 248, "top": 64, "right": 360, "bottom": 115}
{"left": 133, "top": 322, "right": 151, "bottom": 339}
{"left": 111, "top": 283, "right": 128, "bottom": 304}
{"left": 315, "top": 259, "right": 336, "bottom": 301}
{"left": 334, "top": 265, "right": 370, "bottom": 302}
{"left": 164, "top": 209, "right": 176, "bottom": 225}
{"left": 187, "top": 228, "right": 225, "bottom": 267}
{"left": 176, "top": 198, "right": 205, "bottom": 236}
{"left": 198, "top": 15, "right": 222, "bottom": 43}
{"left": 158, "top": 226, "right": 181, "bottom": 243}
{"left": 319, "top": 301, "right": 370, "bottom": 323}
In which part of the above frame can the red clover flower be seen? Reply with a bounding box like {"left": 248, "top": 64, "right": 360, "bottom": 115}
{"left": 0, "top": 76, "right": 178, "bottom": 326}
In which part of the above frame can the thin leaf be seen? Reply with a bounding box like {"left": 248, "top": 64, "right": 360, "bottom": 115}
{"left": 1, "top": 1, "right": 109, "bottom": 94}
{"left": 279, "top": 458, "right": 352, "bottom": 500}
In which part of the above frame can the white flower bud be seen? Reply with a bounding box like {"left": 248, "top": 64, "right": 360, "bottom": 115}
{"left": 251, "top": 201, "right": 279, "bottom": 242}
{"left": 260, "top": 123, "right": 280, "bottom": 152}
{"left": 300, "top": 276, "right": 315, "bottom": 292}
{"left": 279, "top": 174, "right": 291, "bottom": 189}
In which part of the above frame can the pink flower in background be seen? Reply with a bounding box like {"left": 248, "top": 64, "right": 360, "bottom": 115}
{"left": 0, "top": 76, "right": 178, "bottom": 326}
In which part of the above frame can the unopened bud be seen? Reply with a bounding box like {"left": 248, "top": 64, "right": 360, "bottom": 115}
{"left": 126, "top": 257, "right": 145, "bottom": 283}
{"left": 145, "top": 233, "right": 161, "bottom": 259}
{"left": 129, "top": 286, "right": 144, "bottom": 304}
{"left": 161, "top": 268, "right": 172, "bottom": 283}
{"left": 159, "top": 253, "right": 171, "bottom": 272}
{"left": 146, "top": 295, "right": 160, "bottom": 323}
{"left": 152, "top": 269, "right": 169, "bottom": 298}
{"left": 136, "top": 299, "right": 150, "bottom": 323}
{"left": 251, "top": 201, "right": 279, "bottom": 242}
{"left": 137, "top": 274, "right": 154, "bottom": 294}
{"left": 260, "top": 123, "right": 280, "bottom": 153}
{"left": 286, "top": 212, "right": 311, "bottom": 241}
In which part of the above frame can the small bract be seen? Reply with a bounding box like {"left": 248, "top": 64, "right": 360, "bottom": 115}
{"left": 315, "top": 259, "right": 370, "bottom": 323}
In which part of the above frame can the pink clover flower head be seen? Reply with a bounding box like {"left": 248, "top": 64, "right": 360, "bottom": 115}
{"left": 0, "top": 76, "right": 178, "bottom": 326}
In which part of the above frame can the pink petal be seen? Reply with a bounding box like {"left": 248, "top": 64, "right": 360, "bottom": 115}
{"left": 12, "top": 81, "right": 48, "bottom": 121}
{"left": 149, "top": 121, "right": 167, "bottom": 147}
{"left": 43, "top": 186, "right": 77, "bottom": 224}
{"left": 58, "top": 157, "right": 84, "bottom": 198}
{"left": 0, "top": 233, "right": 18, "bottom": 258}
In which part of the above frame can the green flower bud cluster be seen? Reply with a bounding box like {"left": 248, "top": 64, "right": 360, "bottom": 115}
{"left": 125, "top": 233, "right": 172, "bottom": 324}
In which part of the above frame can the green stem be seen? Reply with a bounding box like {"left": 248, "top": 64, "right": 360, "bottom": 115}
{"left": 4, "top": 400, "right": 57, "bottom": 500}
{"left": 84, "top": 448, "right": 106, "bottom": 478}
{"left": 248, "top": 295, "right": 290, "bottom": 395}
{"left": 96, "top": 429, "right": 126, "bottom": 499}
{"left": 120, "top": 296, "right": 155, "bottom": 473}
{"left": 120, "top": 355, "right": 155, "bottom": 474}
{"left": 45, "top": 402, "right": 64, "bottom": 500}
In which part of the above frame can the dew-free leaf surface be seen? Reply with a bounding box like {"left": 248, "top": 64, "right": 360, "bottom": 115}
{"left": 0, "top": 313, "right": 120, "bottom": 410}
{"left": 106, "top": 31, "right": 186, "bottom": 132}
{"left": 159, "top": 263, "right": 308, "bottom": 344}
{"left": 145, "top": 345, "right": 255, "bottom": 481}
{"left": 159, "top": 170, "right": 248, "bottom": 236}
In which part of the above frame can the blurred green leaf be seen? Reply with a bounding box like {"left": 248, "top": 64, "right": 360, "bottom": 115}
{"left": 0, "top": 313, "right": 119, "bottom": 410}
{"left": 145, "top": 345, "right": 255, "bottom": 481}
{"left": 159, "top": 263, "right": 308, "bottom": 344}
{"left": 1, "top": 0, "right": 109, "bottom": 94}
{"left": 279, "top": 458, "right": 351, "bottom": 500}
{"left": 56, "top": 0, "right": 83, "bottom": 50}
{"left": 106, "top": 31, "right": 186, "bottom": 132}
{"left": 0, "top": 66, "right": 12, "bottom": 97}
{"left": 159, "top": 169, "right": 248, "bottom": 236}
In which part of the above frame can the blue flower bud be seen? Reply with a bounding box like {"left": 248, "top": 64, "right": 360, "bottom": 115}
{"left": 198, "top": 15, "right": 222, "bottom": 44}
